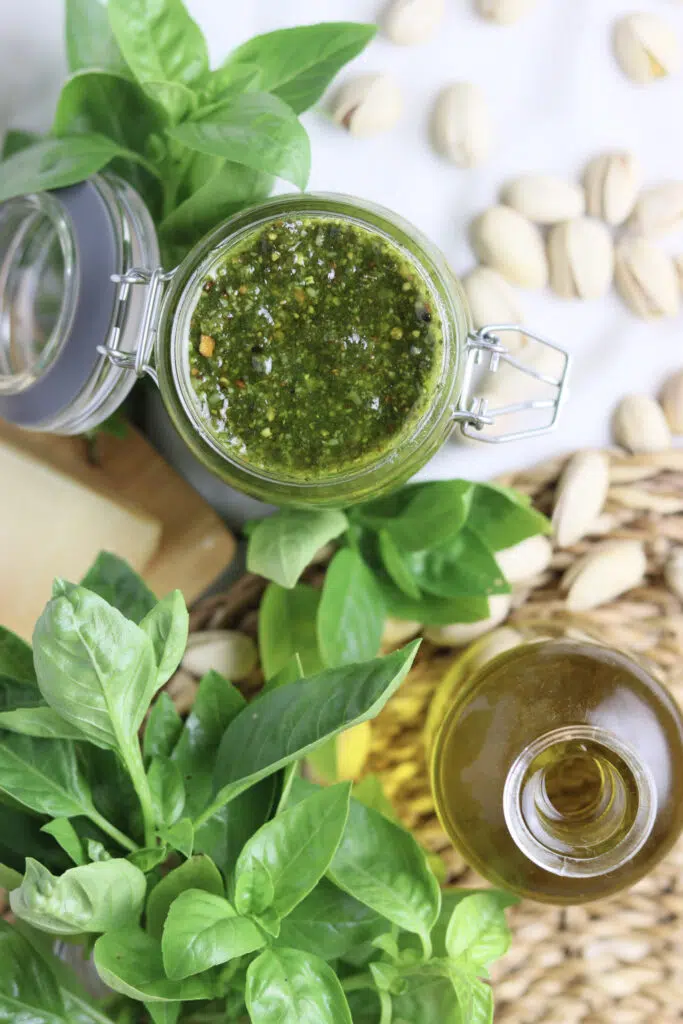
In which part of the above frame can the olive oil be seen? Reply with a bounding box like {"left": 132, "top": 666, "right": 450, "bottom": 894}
{"left": 430, "top": 640, "right": 683, "bottom": 903}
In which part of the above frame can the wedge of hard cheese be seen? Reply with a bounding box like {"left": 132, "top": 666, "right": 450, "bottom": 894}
{"left": 0, "top": 439, "right": 162, "bottom": 639}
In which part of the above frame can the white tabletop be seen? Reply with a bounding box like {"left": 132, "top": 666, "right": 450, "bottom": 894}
{"left": 2, "top": 0, "right": 682, "bottom": 486}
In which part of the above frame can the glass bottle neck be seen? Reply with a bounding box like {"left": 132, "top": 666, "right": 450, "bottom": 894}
{"left": 503, "top": 725, "right": 657, "bottom": 878}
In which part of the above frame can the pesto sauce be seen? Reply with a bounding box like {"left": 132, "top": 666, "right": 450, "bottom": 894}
{"left": 187, "top": 215, "right": 442, "bottom": 478}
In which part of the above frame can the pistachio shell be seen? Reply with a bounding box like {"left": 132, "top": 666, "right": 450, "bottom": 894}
{"left": 502, "top": 175, "right": 585, "bottom": 225}
{"left": 462, "top": 266, "right": 524, "bottom": 351}
{"left": 423, "top": 594, "right": 511, "bottom": 646}
{"left": 552, "top": 450, "right": 610, "bottom": 547}
{"left": 470, "top": 206, "right": 548, "bottom": 289}
{"left": 613, "top": 13, "right": 680, "bottom": 83}
{"left": 383, "top": 0, "right": 445, "bottom": 45}
{"left": 628, "top": 182, "right": 683, "bottom": 237}
{"left": 495, "top": 535, "right": 552, "bottom": 583}
{"left": 675, "top": 255, "right": 683, "bottom": 292}
{"left": 474, "top": 0, "right": 537, "bottom": 24}
{"left": 614, "top": 237, "right": 680, "bottom": 320}
{"left": 547, "top": 218, "right": 614, "bottom": 300}
{"left": 332, "top": 74, "right": 402, "bottom": 137}
{"left": 664, "top": 547, "right": 683, "bottom": 601}
{"left": 612, "top": 394, "right": 672, "bottom": 453}
{"left": 583, "top": 151, "right": 641, "bottom": 226}
{"left": 563, "top": 540, "right": 647, "bottom": 612}
{"left": 182, "top": 630, "right": 257, "bottom": 681}
{"left": 659, "top": 370, "right": 683, "bottom": 433}
{"left": 431, "top": 82, "right": 492, "bottom": 168}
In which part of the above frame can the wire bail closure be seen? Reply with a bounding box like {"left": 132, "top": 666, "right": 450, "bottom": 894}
{"left": 97, "top": 266, "right": 175, "bottom": 387}
{"left": 453, "top": 325, "right": 571, "bottom": 443}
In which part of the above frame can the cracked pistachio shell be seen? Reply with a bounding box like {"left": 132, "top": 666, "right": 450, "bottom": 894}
{"left": 383, "top": 0, "right": 445, "bottom": 45}
{"left": 614, "top": 237, "right": 680, "bottom": 319}
{"left": 628, "top": 182, "right": 683, "bottom": 237}
{"left": 501, "top": 174, "right": 585, "bottom": 225}
{"left": 613, "top": 13, "right": 681, "bottom": 83}
{"left": 583, "top": 151, "right": 641, "bottom": 226}
{"left": 332, "top": 74, "right": 402, "bottom": 137}
{"left": 470, "top": 205, "right": 548, "bottom": 288}
{"left": 182, "top": 630, "right": 257, "bottom": 681}
{"left": 552, "top": 450, "right": 610, "bottom": 547}
{"left": 659, "top": 370, "right": 683, "bottom": 433}
{"left": 563, "top": 541, "right": 647, "bottom": 612}
{"left": 495, "top": 535, "right": 552, "bottom": 584}
{"left": 474, "top": 0, "right": 538, "bottom": 24}
{"left": 547, "top": 217, "right": 614, "bottom": 300}
{"left": 431, "top": 82, "right": 492, "bottom": 168}
{"left": 612, "top": 394, "right": 672, "bottom": 453}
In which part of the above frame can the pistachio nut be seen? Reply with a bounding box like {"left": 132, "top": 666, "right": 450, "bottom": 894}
{"left": 659, "top": 369, "right": 683, "bottom": 434}
{"left": 628, "top": 182, "right": 683, "bottom": 237}
{"left": 612, "top": 393, "right": 672, "bottom": 453}
{"left": 474, "top": 0, "right": 538, "bottom": 24}
{"left": 613, "top": 13, "right": 680, "bottom": 83}
{"left": 501, "top": 174, "right": 585, "bottom": 225}
{"left": 614, "top": 237, "right": 680, "bottom": 319}
{"left": 431, "top": 82, "right": 492, "bottom": 168}
{"left": 332, "top": 74, "right": 402, "bottom": 137}
{"left": 583, "top": 151, "right": 641, "bottom": 226}
{"left": 495, "top": 534, "right": 552, "bottom": 583}
{"left": 423, "top": 594, "right": 511, "bottom": 647}
{"left": 563, "top": 540, "right": 647, "bottom": 612}
{"left": 462, "top": 266, "right": 524, "bottom": 351}
{"left": 182, "top": 629, "right": 257, "bottom": 681}
{"left": 664, "top": 547, "right": 683, "bottom": 602}
{"left": 552, "top": 449, "right": 610, "bottom": 547}
{"left": 383, "top": 0, "right": 445, "bottom": 45}
{"left": 470, "top": 206, "right": 548, "bottom": 289}
{"left": 547, "top": 217, "right": 614, "bottom": 300}
{"left": 675, "top": 255, "right": 683, "bottom": 292}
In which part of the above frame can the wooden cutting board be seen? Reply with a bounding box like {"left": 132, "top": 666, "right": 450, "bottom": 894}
{"left": 0, "top": 420, "right": 236, "bottom": 606}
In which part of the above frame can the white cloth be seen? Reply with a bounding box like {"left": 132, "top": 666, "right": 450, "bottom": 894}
{"left": 2, "top": 0, "right": 682, "bottom": 484}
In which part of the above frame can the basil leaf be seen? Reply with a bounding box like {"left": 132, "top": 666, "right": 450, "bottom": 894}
{"left": 168, "top": 92, "right": 310, "bottom": 191}
{"left": 355, "top": 481, "right": 474, "bottom": 552}
{"left": 317, "top": 549, "right": 385, "bottom": 668}
{"left": 144, "top": 80, "right": 198, "bottom": 123}
{"left": 194, "top": 776, "right": 278, "bottom": 880}
{"left": 86, "top": 839, "right": 111, "bottom": 862}
{"left": 224, "top": 23, "right": 376, "bottom": 114}
{"left": 65, "top": 0, "right": 128, "bottom": 74}
{"left": 326, "top": 795, "right": 441, "bottom": 948}
{"left": 162, "top": 889, "right": 265, "bottom": 979}
{"left": 234, "top": 782, "right": 351, "bottom": 919}
{"left": 0, "top": 134, "right": 133, "bottom": 203}
{"left": 0, "top": 863, "right": 23, "bottom": 889}
{"left": 53, "top": 70, "right": 163, "bottom": 155}
{"left": 1, "top": 129, "right": 40, "bottom": 160}
{"left": 377, "top": 575, "right": 491, "bottom": 626}
{"left": 144, "top": 692, "right": 182, "bottom": 761}
{"left": 259, "top": 583, "right": 323, "bottom": 680}
{"left": 352, "top": 773, "right": 397, "bottom": 821}
{"left": 379, "top": 529, "right": 422, "bottom": 599}
{"left": 41, "top": 819, "right": 86, "bottom": 866}
{"left": 391, "top": 973, "right": 460, "bottom": 1023}
{"left": 93, "top": 927, "right": 213, "bottom": 1002}
{"left": 401, "top": 528, "right": 510, "bottom": 600}
{"left": 140, "top": 591, "right": 188, "bottom": 687}
{"left": 246, "top": 947, "right": 352, "bottom": 1024}
{"left": 431, "top": 889, "right": 518, "bottom": 959}
{"left": 445, "top": 892, "right": 511, "bottom": 970}
{"left": 146, "top": 1003, "right": 180, "bottom": 1024}
{"left": 206, "top": 642, "right": 419, "bottom": 818}
{"left": 157, "top": 818, "right": 194, "bottom": 859}
{"left": 80, "top": 746, "right": 140, "bottom": 842}
{"left": 247, "top": 508, "right": 348, "bottom": 588}
{"left": 107, "top": 0, "right": 209, "bottom": 91}
{"left": 200, "top": 62, "right": 263, "bottom": 106}
{"left": 0, "top": 626, "right": 35, "bottom": 683}
{"left": 128, "top": 844, "right": 169, "bottom": 872}
{"left": 10, "top": 857, "right": 145, "bottom": 934}
{"left": 468, "top": 483, "right": 551, "bottom": 551}
{"left": 449, "top": 970, "right": 494, "bottom": 1024}
{"left": 0, "top": 732, "right": 96, "bottom": 819}
{"left": 146, "top": 854, "right": 224, "bottom": 940}
{"left": 80, "top": 552, "right": 157, "bottom": 624}
{"left": 172, "top": 670, "right": 246, "bottom": 815}
{"left": 33, "top": 581, "right": 158, "bottom": 752}
{"left": 0, "top": 706, "right": 86, "bottom": 740}
{"left": 263, "top": 654, "right": 304, "bottom": 694}
{"left": 276, "top": 878, "right": 389, "bottom": 961}
{"left": 0, "top": 674, "right": 43, "bottom": 713}
{"left": 148, "top": 756, "right": 185, "bottom": 826}
{"left": 0, "top": 919, "right": 65, "bottom": 1020}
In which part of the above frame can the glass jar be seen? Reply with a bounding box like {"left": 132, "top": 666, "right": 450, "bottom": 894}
{"left": 0, "top": 178, "right": 570, "bottom": 507}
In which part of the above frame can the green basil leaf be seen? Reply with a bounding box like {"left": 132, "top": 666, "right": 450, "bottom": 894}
{"left": 0, "top": 134, "right": 132, "bottom": 203}
{"left": 80, "top": 552, "right": 157, "bottom": 624}
{"left": 259, "top": 583, "right": 323, "bottom": 680}
{"left": 379, "top": 529, "right": 422, "bottom": 600}
{"left": 148, "top": 756, "right": 185, "bottom": 826}
{"left": 377, "top": 575, "right": 491, "bottom": 626}
{"left": 391, "top": 972, "right": 460, "bottom": 1023}
{"left": 94, "top": 927, "right": 213, "bottom": 1002}
{"left": 0, "top": 626, "right": 35, "bottom": 683}
{"left": 194, "top": 776, "right": 278, "bottom": 880}
{"left": 326, "top": 795, "right": 441, "bottom": 948}
{"left": 276, "top": 878, "right": 389, "bottom": 961}
{"left": 200, "top": 62, "right": 263, "bottom": 106}
{"left": 345, "top": 990, "right": 382, "bottom": 1024}
{"left": 86, "top": 839, "right": 111, "bottom": 862}
{"left": 246, "top": 947, "right": 352, "bottom": 1024}
{"left": 140, "top": 591, "right": 189, "bottom": 687}
{"left": 144, "top": 692, "right": 182, "bottom": 762}
{"left": 162, "top": 889, "right": 265, "bottom": 979}
{"left": 431, "top": 889, "right": 518, "bottom": 959}
{"left": 65, "top": 0, "right": 128, "bottom": 74}
{"left": 262, "top": 654, "right": 305, "bottom": 694}
{"left": 53, "top": 70, "right": 163, "bottom": 155}
{"left": 467, "top": 482, "right": 551, "bottom": 551}
{"left": 41, "top": 819, "right": 86, "bottom": 866}
{"left": 235, "top": 859, "right": 274, "bottom": 917}
{"left": 0, "top": 919, "right": 65, "bottom": 1020}
{"left": 449, "top": 969, "right": 493, "bottom": 1024}
{"left": 352, "top": 774, "right": 397, "bottom": 822}
{"left": 157, "top": 817, "right": 194, "bottom": 859}
{"left": 317, "top": 549, "right": 385, "bottom": 668}
{"left": 224, "top": 23, "right": 376, "bottom": 114}
{"left": 1, "top": 129, "right": 40, "bottom": 160}
{"left": 145, "top": 1002, "right": 180, "bottom": 1024}
{"left": 172, "top": 670, "right": 246, "bottom": 816}
{"left": 80, "top": 746, "right": 140, "bottom": 843}
{"left": 0, "top": 732, "right": 96, "bottom": 819}
{"left": 11, "top": 857, "right": 146, "bottom": 934}
{"left": 354, "top": 481, "right": 474, "bottom": 552}
{"left": 206, "top": 642, "right": 419, "bottom": 817}
{"left": 128, "top": 845, "right": 168, "bottom": 872}
{"left": 0, "top": 674, "right": 43, "bottom": 713}
{"left": 107, "top": 0, "right": 209, "bottom": 90}
{"left": 400, "top": 528, "right": 510, "bottom": 600}
{"left": 0, "top": 706, "right": 87, "bottom": 740}
{"left": 247, "top": 508, "right": 348, "bottom": 588}
{"left": 146, "top": 854, "right": 224, "bottom": 940}
{"left": 32, "top": 580, "right": 158, "bottom": 752}
{"left": 445, "top": 892, "right": 511, "bottom": 970}
{"left": 167, "top": 92, "right": 310, "bottom": 191}
{"left": 0, "top": 863, "right": 23, "bottom": 889}
{"left": 143, "top": 80, "right": 197, "bottom": 123}
{"left": 234, "top": 782, "right": 351, "bottom": 919}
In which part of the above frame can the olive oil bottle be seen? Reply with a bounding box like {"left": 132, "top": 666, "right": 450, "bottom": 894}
{"left": 430, "top": 639, "right": 683, "bottom": 903}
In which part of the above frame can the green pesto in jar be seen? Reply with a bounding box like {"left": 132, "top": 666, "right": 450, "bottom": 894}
{"left": 187, "top": 215, "right": 443, "bottom": 478}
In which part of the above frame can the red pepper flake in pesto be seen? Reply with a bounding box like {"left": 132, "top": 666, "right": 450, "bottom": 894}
{"left": 235, "top": 379, "right": 246, "bottom": 389}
